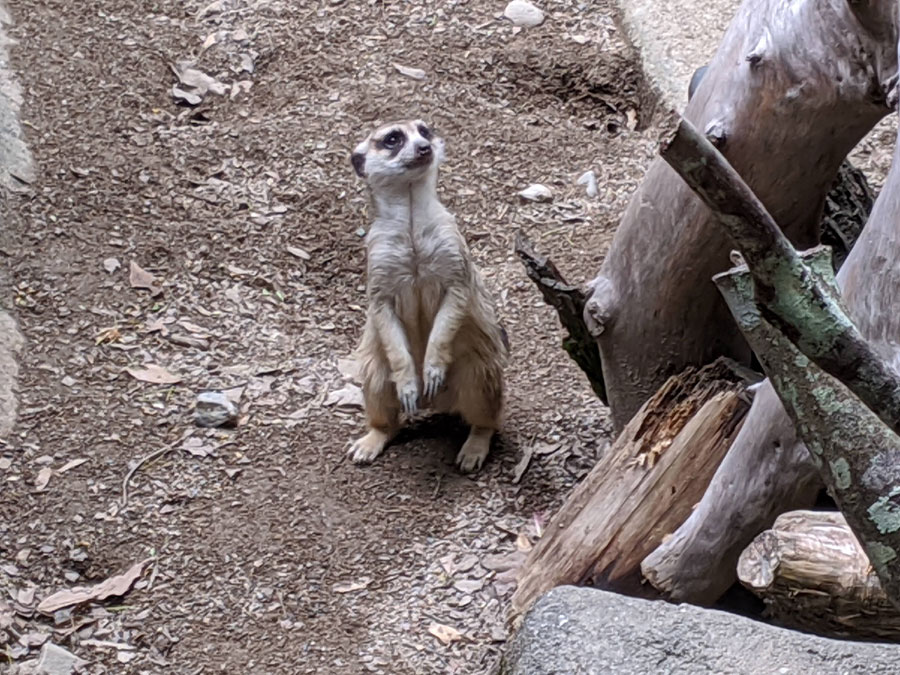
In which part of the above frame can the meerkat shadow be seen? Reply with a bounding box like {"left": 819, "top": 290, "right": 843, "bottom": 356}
{"left": 389, "top": 413, "right": 512, "bottom": 473}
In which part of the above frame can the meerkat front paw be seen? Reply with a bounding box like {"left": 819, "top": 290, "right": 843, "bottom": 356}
{"left": 395, "top": 379, "right": 419, "bottom": 414}
{"left": 423, "top": 362, "right": 447, "bottom": 400}
{"left": 348, "top": 429, "right": 391, "bottom": 464}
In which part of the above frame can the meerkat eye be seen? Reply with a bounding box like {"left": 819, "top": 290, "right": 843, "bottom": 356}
{"left": 417, "top": 124, "right": 432, "bottom": 140}
{"left": 381, "top": 130, "right": 405, "bottom": 149}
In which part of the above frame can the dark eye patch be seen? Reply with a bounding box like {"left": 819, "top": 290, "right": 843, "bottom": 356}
{"left": 377, "top": 130, "right": 406, "bottom": 156}
{"left": 417, "top": 124, "right": 432, "bottom": 140}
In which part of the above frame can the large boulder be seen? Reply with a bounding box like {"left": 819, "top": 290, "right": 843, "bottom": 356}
{"left": 499, "top": 586, "right": 900, "bottom": 674}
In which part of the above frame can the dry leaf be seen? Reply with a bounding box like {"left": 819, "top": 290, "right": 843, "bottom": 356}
{"left": 515, "top": 533, "right": 533, "bottom": 552}
{"left": 126, "top": 364, "right": 182, "bottom": 385}
{"left": 428, "top": 622, "right": 462, "bottom": 645}
{"left": 325, "top": 384, "right": 363, "bottom": 410}
{"left": 512, "top": 445, "right": 534, "bottom": 484}
{"left": 58, "top": 458, "right": 89, "bottom": 474}
{"left": 332, "top": 577, "right": 371, "bottom": 594}
{"left": 37, "top": 559, "right": 151, "bottom": 614}
{"left": 129, "top": 261, "right": 162, "bottom": 296}
{"left": 286, "top": 246, "right": 311, "bottom": 260}
{"left": 392, "top": 63, "right": 426, "bottom": 80}
{"left": 34, "top": 467, "right": 52, "bottom": 492}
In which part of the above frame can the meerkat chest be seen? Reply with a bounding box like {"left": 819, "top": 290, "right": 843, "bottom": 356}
{"left": 367, "top": 222, "right": 465, "bottom": 289}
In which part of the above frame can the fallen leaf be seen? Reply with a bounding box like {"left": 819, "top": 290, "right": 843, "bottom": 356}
{"left": 34, "top": 467, "right": 52, "bottom": 491}
{"left": 325, "top": 384, "right": 363, "bottom": 410}
{"left": 17, "top": 587, "right": 36, "bottom": 605}
{"left": 453, "top": 579, "right": 483, "bottom": 594}
{"left": 393, "top": 63, "right": 427, "bottom": 80}
{"left": 129, "top": 261, "right": 162, "bottom": 296}
{"left": 37, "top": 559, "right": 151, "bottom": 614}
{"left": 332, "top": 577, "right": 371, "bottom": 594}
{"left": 58, "top": 458, "right": 89, "bottom": 474}
{"left": 428, "top": 622, "right": 462, "bottom": 645}
{"left": 102, "top": 257, "right": 121, "bottom": 274}
{"left": 512, "top": 445, "right": 534, "bottom": 484}
{"left": 126, "top": 364, "right": 182, "bottom": 385}
{"left": 286, "top": 246, "right": 311, "bottom": 260}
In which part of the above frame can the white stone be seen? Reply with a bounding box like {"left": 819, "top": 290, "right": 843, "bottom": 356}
{"left": 504, "top": 0, "right": 545, "bottom": 28}
{"left": 518, "top": 183, "right": 553, "bottom": 202}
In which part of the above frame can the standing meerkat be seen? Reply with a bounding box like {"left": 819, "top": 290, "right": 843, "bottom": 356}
{"left": 348, "top": 119, "right": 508, "bottom": 472}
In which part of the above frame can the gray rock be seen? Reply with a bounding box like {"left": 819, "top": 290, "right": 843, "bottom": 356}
{"left": 194, "top": 391, "right": 239, "bottom": 428}
{"left": 36, "top": 642, "right": 87, "bottom": 675}
{"left": 499, "top": 586, "right": 900, "bottom": 674}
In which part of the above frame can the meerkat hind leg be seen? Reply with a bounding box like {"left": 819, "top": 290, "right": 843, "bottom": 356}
{"left": 348, "top": 427, "right": 394, "bottom": 464}
{"left": 349, "top": 365, "right": 400, "bottom": 465}
{"left": 456, "top": 425, "right": 494, "bottom": 473}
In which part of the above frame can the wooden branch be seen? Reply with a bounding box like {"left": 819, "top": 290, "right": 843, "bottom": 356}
{"left": 514, "top": 231, "right": 607, "bottom": 404}
{"left": 738, "top": 510, "right": 900, "bottom": 641}
{"left": 660, "top": 116, "right": 900, "bottom": 434}
{"left": 510, "top": 357, "right": 751, "bottom": 621}
{"left": 715, "top": 255, "right": 900, "bottom": 608}
{"left": 821, "top": 161, "right": 875, "bottom": 271}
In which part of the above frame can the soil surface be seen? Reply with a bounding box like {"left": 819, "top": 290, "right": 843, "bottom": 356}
{"left": 0, "top": 1, "right": 658, "bottom": 673}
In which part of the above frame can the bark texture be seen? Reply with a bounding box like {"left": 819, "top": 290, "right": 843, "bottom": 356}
{"left": 739, "top": 510, "right": 900, "bottom": 641}
{"left": 510, "top": 359, "right": 751, "bottom": 619}
{"left": 585, "top": 0, "right": 898, "bottom": 431}
{"left": 643, "top": 126, "right": 900, "bottom": 606}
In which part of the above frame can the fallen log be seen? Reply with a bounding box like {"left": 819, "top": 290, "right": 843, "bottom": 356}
{"left": 738, "top": 510, "right": 900, "bottom": 641}
{"left": 510, "top": 357, "right": 753, "bottom": 621}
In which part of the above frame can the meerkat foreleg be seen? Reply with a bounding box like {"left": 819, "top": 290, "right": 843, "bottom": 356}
{"left": 422, "top": 287, "right": 468, "bottom": 400}
{"left": 372, "top": 302, "right": 419, "bottom": 414}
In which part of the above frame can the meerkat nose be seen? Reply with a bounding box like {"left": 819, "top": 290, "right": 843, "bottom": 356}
{"left": 415, "top": 143, "right": 432, "bottom": 157}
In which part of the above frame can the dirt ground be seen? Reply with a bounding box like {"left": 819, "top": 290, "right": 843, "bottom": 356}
{"left": 0, "top": 1, "right": 660, "bottom": 673}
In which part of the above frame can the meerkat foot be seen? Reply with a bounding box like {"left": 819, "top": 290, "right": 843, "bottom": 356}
{"left": 348, "top": 429, "right": 392, "bottom": 464}
{"left": 455, "top": 426, "right": 494, "bottom": 473}
{"left": 423, "top": 363, "right": 446, "bottom": 400}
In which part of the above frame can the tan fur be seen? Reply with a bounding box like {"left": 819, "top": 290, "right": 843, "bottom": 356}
{"left": 348, "top": 120, "right": 508, "bottom": 472}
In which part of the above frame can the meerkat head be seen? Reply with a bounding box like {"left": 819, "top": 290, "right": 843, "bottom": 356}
{"left": 350, "top": 119, "right": 445, "bottom": 186}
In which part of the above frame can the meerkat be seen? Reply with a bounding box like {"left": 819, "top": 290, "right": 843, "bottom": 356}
{"left": 347, "top": 119, "right": 508, "bottom": 472}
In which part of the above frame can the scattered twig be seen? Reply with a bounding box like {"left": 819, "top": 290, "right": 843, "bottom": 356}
{"left": 121, "top": 438, "right": 184, "bottom": 507}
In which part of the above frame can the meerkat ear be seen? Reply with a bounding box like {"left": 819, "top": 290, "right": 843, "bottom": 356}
{"left": 351, "top": 151, "right": 367, "bottom": 178}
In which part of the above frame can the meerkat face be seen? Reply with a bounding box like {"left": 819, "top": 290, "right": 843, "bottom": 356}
{"left": 350, "top": 119, "right": 445, "bottom": 185}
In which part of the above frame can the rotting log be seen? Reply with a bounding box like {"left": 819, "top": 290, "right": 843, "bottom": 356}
{"left": 642, "top": 115, "right": 900, "bottom": 605}
{"left": 509, "top": 357, "right": 753, "bottom": 622}
{"left": 514, "top": 231, "right": 606, "bottom": 403}
{"left": 738, "top": 509, "right": 900, "bottom": 641}
{"left": 584, "top": 0, "right": 898, "bottom": 431}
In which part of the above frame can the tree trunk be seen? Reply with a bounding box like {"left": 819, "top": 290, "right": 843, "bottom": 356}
{"left": 510, "top": 358, "right": 752, "bottom": 620}
{"left": 738, "top": 510, "right": 900, "bottom": 641}
{"left": 643, "top": 116, "right": 900, "bottom": 605}
{"left": 585, "top": 0, "right": 897, "bottom": 431}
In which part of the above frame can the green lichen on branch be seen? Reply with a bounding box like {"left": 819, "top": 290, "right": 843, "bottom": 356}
{"left": 716, "top": 262, "right": 900, "bottom": 610}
